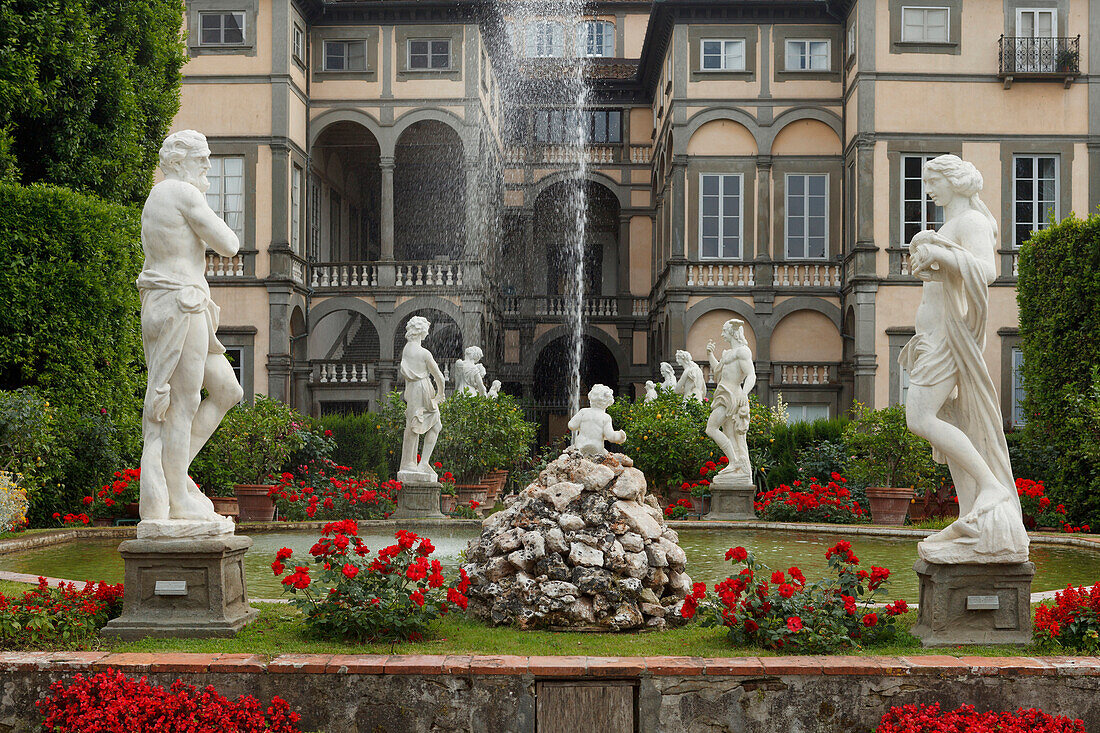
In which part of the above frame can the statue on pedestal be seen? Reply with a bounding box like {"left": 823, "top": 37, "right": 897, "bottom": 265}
{"left": 659, "top": 362, "right": 677, "bottom": 391}
{"left": 567, "top": 384, "right": 626, "bottom": 458}
{"left": 398, "top": 316, "right": 446, "bottom": 483}
{"left": 136, "top": 130, "right": 242, "bottom": 538}
{"left": 673, "top": 349, "right": 707, "bottom": 401}
{"left": 705, "top": 320, "right": 756, "bottom": 478}
{"left": 901, "top": 155, "right": 1028, "bottom": 565}
{"left": 453, "top": 345, "right": 488, "bottom": 397}
{"left": 643, "top": 380, "right": 658, "bottom": 402}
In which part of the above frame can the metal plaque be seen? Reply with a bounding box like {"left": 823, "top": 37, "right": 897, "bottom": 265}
{"left": 966, "top": 595, "right": 1000, "bottom": 610}
{"left": 154, "top": 580, "right": 188, "bottom": 596}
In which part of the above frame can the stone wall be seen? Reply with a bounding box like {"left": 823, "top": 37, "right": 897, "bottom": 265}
{"left": 1, "top": 652, "right": 1098, "bottom": 732}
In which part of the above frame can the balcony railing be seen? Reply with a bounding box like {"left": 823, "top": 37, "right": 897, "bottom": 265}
{"left": 687, "top": 263, "right": 755, "bottom": 288}
{"left": 503, "top": 144, "right": 652, "bottom": 166}
{"left": 498, "top": 295, "right": 627, "bottom": 319}
{"left": 309, "top": 261, "right": 467, "bottom": 290}
{"left": 772, "top": 362, "right": 839, "bottom": 387}
{"left": 998, "top": 35, "right": 1079, "bottom": 87}
{"left": 206, "top": 253, "right": 247, "bottom": 278}
{"left": 773, "top": 263, "right": 841, "bottom": 288}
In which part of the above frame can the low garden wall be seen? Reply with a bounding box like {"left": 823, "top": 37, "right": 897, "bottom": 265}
{"left": 1, "top": 652, "right": 1097, "bottom": 732}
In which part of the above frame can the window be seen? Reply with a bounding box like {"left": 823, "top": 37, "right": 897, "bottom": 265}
{"left": 900, "top": 365, "right": 911, "bottom": 405}
{"left": 700, "top": 174, "right": 742, "bottom": 260}
{"left": 292, "top": 25, "right": 305, "bottom": 61}
{"left": 785, "top": 39, "right": 830, "bottom": 70}
{"left": 1016, "top": 9, "right": 1057, "bottom": 71}
{"left": 309, "top": 175, "right": 321, "bottom": 262}
{"left": 578, "top": 20, "right": 614, "bottom": 57}
{"left": 408, "top": 39, "right": 450, "bottom": 69}
{"left": 324, "top": 40, "right": 366, "bottom": 71}
{"left": 291, "top": 165, "right": 302, "bottom": 256}
{"left": 1011, "top": 347, "right": 1026, "bottom": 427}
{"left": 199, "top": 12, "right": 245, "bottom": 45}
{"left": 786, "top": 404, "right": 831, "bottom": 424}
{"left": 700, "top": 39, "right": 745, "bottom": 71}
{"left": 786, "top": 174, "right": 828, "bottom": 260}
{"left": 847, "top": 23, "right": 856, "bottom": 59}
{"left": 901, "top": 7, "right": 949, "bottom": 43}
{"left": 1013, "top": 155, "right": 1058, "bottom": 247}
{"left": 533, "top": 109, "right": 621, "bottom": 144}
{"left": 225, "top": 347, "right": 244, "bottom": 391}
{"left": 527, "top": 21, "right": 564, "bottom": 58}
{"left": 205, "top": 156, "right": 244, "bottom": 241}
{"left": 902, "top": 154, "right": 945, "bottom": 245}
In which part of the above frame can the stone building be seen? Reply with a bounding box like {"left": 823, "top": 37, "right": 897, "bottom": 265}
{"left": 175, "top": 0, "right": 1093, "bottom": 431}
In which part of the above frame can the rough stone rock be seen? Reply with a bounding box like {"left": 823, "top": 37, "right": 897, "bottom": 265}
{"left": 662, "top": 528, "right": 680, "bottom": 544}
{"left": 568, "top": 542, "right": 604, "bottom": 568}
{"left": 463, "top": 448, "right": 691, "bottom": 631}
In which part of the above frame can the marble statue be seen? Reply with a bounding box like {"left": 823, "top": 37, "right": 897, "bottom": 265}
{"left": 706, "top": 319, "right": 756, "bottom": 478}
{"left": 567, "top": 384, "right": 626, "bottom": 458}
{"left": 487, "top": 380, "right": 502, "bottom": 399}
{"left": 659, "top": 361, "right": 677, "bottom": 391}
{"left": 673, "top": 349, "right": 707, "bottom": 401}
{"left": 453, "top": 345, "right": 488, "bottom": 397}
{"left": 902, "top": 155, "right": 1028, "bottom": 564}
{"left": 136, "top": 130, "right": 241, "bottom": 538}
{"left": 643, "top": 380, "right": 658, "bottom": 402}
{"left": 399, "top": 316, "right": 447, "bottom": 482}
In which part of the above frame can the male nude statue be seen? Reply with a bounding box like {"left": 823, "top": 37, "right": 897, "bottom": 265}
{"left": 138, "top": 130, "right": 243, "bottom": 526}
{"left": 705, "top": 319, "right": 757, "bottom": 477}
{"left": 398, "top": 316, "right": 447, "bottom": 482}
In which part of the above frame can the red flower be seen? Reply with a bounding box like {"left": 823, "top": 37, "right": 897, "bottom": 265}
{"left": 885, "top": 599, "right": 908, "bottom": 616}
{"left": 726, "top": 546, "right": 748, "bottom": 562}
{"left": 341, "top": 563, "right": 359, "bottom": 579}
{"left": 862, "top": 612, "right": 878, "bottom": 627}
{"left": 271, "top": 560, "right": 285, "bottom": 576}
{"left": 778, "top": 583, "right": 795, "bottom": 599}
{"left": 276, "top": 547, "right": 293, "bottom": 561}
{"left": 324, "top": 429, "right": 333, "bottom": 437}
{"left": 771, "top": 571, "right": 785, "bottom": 585}
{"left": 410, "top": 589, "right": 425, "bottom": 607}
{"left": 786, "top": 616, "right": 803, "bottom": 633}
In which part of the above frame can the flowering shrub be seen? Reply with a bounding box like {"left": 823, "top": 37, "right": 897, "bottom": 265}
{"left": 686, "top": 541, "right": 906, "bottom": 653}
{"left": 681, "top": 458, "right": 725, "bottom": 497}
{"left": 274, "top": 521, "right": 470, "bottom": 642}
{"left": 0, "top": 577, "right": 123, "bottom": 648}
{"left": 1034, "top": 584, "right": 1100, "bottom": 652}
{"left": 664, "top": 498, "right": 694, "bottom": 519}
{"left": 270, "top": 458, "right": 398, "bottom": 521}
{"left": 876, "top": 703, "right": 1085, "bottom": 732}
{"left": 37, "top": 668, "right": 302, "bottom": 732}
{"left": 1017, "top": 478, "right": 1089, "bottom": 532}
{"left": 450, "top": 501, "right": 480, "bottom": 519}
{"left": 53, "top": 512, "right": 90, "bottom": 525}
{"left": 754, "top": 473, "right": 867, "bottom": 524}
{"left": 79, "top": 467, "right": 140, "bottom": 519}
{"left": 0, "top": 470, "right": 29, "bottom": 532}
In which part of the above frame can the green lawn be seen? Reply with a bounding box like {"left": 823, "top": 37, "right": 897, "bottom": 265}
{"left": 106, "top": 602, "right": 1048, "bottom": 659}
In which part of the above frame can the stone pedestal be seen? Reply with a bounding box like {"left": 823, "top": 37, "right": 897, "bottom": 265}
{"left": 100, "top": 534, "right": 257, "bottom": 640}
{"left": 910, "top": 559, "right": 1034, "bottom": 647}
{"left": 391, "top": 480, "right": 445, "bottom": 519}
{"left": 705, "top": 471, "right": 756, "bottom": 520}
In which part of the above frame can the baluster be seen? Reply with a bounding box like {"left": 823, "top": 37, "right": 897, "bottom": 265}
{"left": 310, "top": 264, "right": 319, "bottom": 288}
{"left": 443, "top": 363, "right": 450, "bottom": 381}
{"left": 443, "top": 265, "right": 453, "bottom": 287}
{"left": 319, "top": 365, "right": 328, "bottom": 384}
{"left": 206, "top": 255, "right": 215, "bottom": 278}
{"left": 436, "top": 264, "right": 445, "bottom": 286}
{"left": 687, "top": 265, "right": 696, "bottom": 286}
{"left": 716, "top": 265, "right": 726, "bottom": 287}
{"left": 706, "top": 265, "right": 715, "bottom": 287}
{"left": 372, "top": 267, "right": 379, "bottom": 287}
{"left": 232, "top": 256, "right": 243, "bottom": 276}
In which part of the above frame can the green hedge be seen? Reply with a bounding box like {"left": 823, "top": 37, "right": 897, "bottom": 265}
{"left": 764, "top": 416, "right": 849, "bottom": 488}
{"left": 0, "top": 183, "right": 144, "bottom": 523}
{"left": 1017, "top": 212, "right": 1100, "bottom": 526}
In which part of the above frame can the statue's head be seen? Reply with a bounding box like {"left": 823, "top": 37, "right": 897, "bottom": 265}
{"left": 464, "top": 345, "right": 483, "bottom": 362}
{"left": 405, "top": 316, "right": 431, "bottom": 341}
{"left": 675, "top": 349, "right": 693, "bottom": 367}
{"left": 645, "top": 380, "right": 655, "bottom": 390}
{"left": 923, "top": 155, "right": 983, "bottom": 204}
{"left": 588, "top": 384, "right": 615, "bottom": 410}
{"left": 660, "top": 362, "right": 674, "bottom": 378}
{"left": 722, "top": 318, "right": 747, "bottom": 346}
{"left": 159, "top": 130, "right": 212, "bottom": 193}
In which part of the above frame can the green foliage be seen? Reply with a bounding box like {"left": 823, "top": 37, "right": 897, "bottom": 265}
{"left": 0, "top": 0, "right": 187, "bottom": 205}
{"left": 607, "top": 387, "right": 714, "bottom": 493}
{"left": 763, "top": 416, "right": 850, "bottom": 488}
{"left": 318, "top": 392, "right": 405, "bottom": 480}
{"left": 192, "top": 396, "right": 306, "bottom": 494}
{"left": 1017, "top": 213, "right": 1100, "bottom": 525}
{"left": 436, "top": 392, "right": 537, "bottom": 483}
{"left": 843, "top": 403, "right": 938, "bottom": 491}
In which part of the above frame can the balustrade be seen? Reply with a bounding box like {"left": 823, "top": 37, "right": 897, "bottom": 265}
{"left": 311, "top": 361, "right": 376, "bottom": 385}
{"left": 394, "top": 261, "right": 464, "bottom": 288}
{"left": 686, "top": 263, "right": 755, "bottom": 287}
{"left": 773, "top": 263, "right": 841, "bottom": 288}
{"left": 538, "top": 297, "right": 618, "bottom": 318}
{"left": 774, "top": 363, "right": 835, "bottom": 386}
{"left": 629, "top": 146, "right": 652, "bottom": 164}
{"left": 310, "top": 263, "right": 378, "bottom": 289}
{"left": 206, "top": 254, "right": 246, "bottom": 278}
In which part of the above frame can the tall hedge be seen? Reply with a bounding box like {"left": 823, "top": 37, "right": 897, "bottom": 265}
{"left": 1017, "top": 212, "right": 1100, "bottom": 525}
{"left": 0, "top": 183, "right": 144, "bottom": 522}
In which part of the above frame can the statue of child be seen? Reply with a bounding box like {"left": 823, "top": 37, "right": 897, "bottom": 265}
{"left": 567, "top": 384, "right": 626, "bottom": 458}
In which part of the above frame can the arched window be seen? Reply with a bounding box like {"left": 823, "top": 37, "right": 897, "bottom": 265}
{"left": 526, "top": 20, "right": 565, "bottom": 57}
{"left": 577, "top": 20, "right": 614, "bottom": 57}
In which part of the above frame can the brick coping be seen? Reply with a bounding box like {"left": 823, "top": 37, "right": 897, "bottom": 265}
{"left": 1, "top": 652, "right": 1098, "bottom": 678}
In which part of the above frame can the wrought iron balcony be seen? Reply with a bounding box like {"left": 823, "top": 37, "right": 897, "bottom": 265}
{"left": 998, "top": 35, "right": 1080, "bottom": 88}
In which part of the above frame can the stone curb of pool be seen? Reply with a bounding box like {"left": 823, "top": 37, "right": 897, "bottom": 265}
{"left": 0, "top": 651, "right": 1098, "bottom": 678}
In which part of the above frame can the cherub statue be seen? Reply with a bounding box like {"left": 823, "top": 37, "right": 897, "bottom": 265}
{"left": 567, "top": 384, "right": 626, "bottom": 458}
{"left": 705, "top": 319, "right": 756, "bottom": 478}
{"left": 673, "top": 349, "right": 707, "bottom": 401}
{"left": 398, "top": 316, "right": 446, "bottom": 482}
{"left": 643, "top": 380, "right": 658, "bottom": 402}
{"left": 487, "top": 380, "right": 502, "bottom": 399}
{"left": 659, "top": 361, "right": 677, "bottom": 390}
{"left": 452, "top": 345, "right": 488, "bottom": 397}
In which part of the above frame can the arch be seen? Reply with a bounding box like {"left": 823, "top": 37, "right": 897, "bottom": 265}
{"left": 686, "top": 308, "right": 758, "bottom": 357}
{"left": 528, "top": 169, "right": 630, "bottom": 211}
{"left": 676, "top": 108, "right": 763, "bottom": 155}
{"left": 770, "top": 309, "right": 843, "bottom": 361}
{"left": 390, "top": 296, "right": 467, "bottom": 337}
{"left": 392, "top": 107, "right": 470, "bottom": 155}
{"left": 308, "top": 297, "right": 391, "bottom": 360}
{"left": 309, "top": 109, "right": 388, "bottom": 153}
{"left": 393, "top": 308, "right": 464, "bottom": 364}
{"left": 765, "top": 297, "right": 843, "bottom": 332}
{"left": 529, "top": 325, "right": 631, "bottom": 382}
{"left": 771, "top": 118, "right": 843, "bottom": 156}
{"left": 684, "top": 296, "right": 761, "bottom": 337}
{"left": 534, "top": 179, "right": 621, "bottom": 297}
{"left": 687, "top": 119, "right": 758, "bottom": 156}
{"left": 760, "top": 107, "right": 844, "bottom": 154}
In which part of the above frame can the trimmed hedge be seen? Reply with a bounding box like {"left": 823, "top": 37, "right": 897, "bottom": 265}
{"left": 765, "top": 417, "right": 850, "bottom": 488}
{"left": 1017, "top": 212, "right": 1100, "bottom": 526}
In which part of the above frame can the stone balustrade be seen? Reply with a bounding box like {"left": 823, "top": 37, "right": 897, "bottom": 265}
{"left": 395, "top": 261, "right": 464, "bottom": 288}
{"left": 311, "top": 361, "right": 377, "bottom": 385}
{"left": 206, "top": 253, "right": 246, "bottom": 278}
{"left": 539, "top": 296, "right": 618, "bottom": 318}
{"left": 773, "top": 263, "right": 841, "bottom": 288}
{"left": 773, "top": 362, "right": 836, "bottom": 386}
{"left": 687, "top": 263, "right": 755, "bottom": 287}
{"left": 310, "top": 263, "right": 378, "bottom": 289}
{"left": 629, "top": 146, "right": 652, "bottom": 164}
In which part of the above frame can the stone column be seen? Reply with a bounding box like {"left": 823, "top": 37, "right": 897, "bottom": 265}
{"left": 669, "top": 157, "right": 688, "bottom": 260}
{"left": 755, "top": 156, "right": 772, "bottom": 260}
{"left": 464, "top": 158, "right": 481, "bottom": 262}
{"left": 380, "top": 155, "right": 395, "bottom": 261}
{"left": 617, "top": 212, "right": 632, "bottom": 317}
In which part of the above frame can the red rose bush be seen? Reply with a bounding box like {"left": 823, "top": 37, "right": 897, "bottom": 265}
{"left": 1034, "top": 583, "right": 1100, "bottom": 652}
{"left": 1017, "top": 478, "right": 1089, "bottom": 533}
{"left": 0, "top": 577, "right": 123, "bottom": 648}
{"left": 754, "top": 473, "right": 866, "bottom": 524}
{"left": 683, "top": 541, "right": 906, "bottom": 653}
{"left": 37, "top": 668, "right": 301, "bottom": 732}
{"left": 274, "top": 520, "right": 469, "bottom": 642}
{"left": 876, "top": 703, "right": 1085, "bottom": 732}
{"left": 269, "top": 458, "right": 399, "bottom": 521}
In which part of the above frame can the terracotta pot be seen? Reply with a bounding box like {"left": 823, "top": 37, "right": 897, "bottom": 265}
{"left": 865, "top": 486, "right": 915, "bottom": 525}
{"left": 210, "top": 495, "right": 240, "bottom": 521}
{"left": 233, "top": 484, "right": 275, "bottom": 522}
{"left": 441, "top": 494, "right": 457, "bottom": 514}
{"left": 481, "top": 470, "right": 509, "bottom": 503}
{"left": 690, "top": 495, "right": 711, "bottom": 515}
{"left": 455, "top": 484, "right": 488, "bottom": 516}
{"left": 92, "top": 517, "right": 114, "bottom": 527}
{"left": 125, "top": 502, "right": 140, "bottom": 519}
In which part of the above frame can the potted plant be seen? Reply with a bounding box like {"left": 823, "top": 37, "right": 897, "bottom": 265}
{"left": 1055, "top": 47, "right": 1079, "bottom": 74}
{"left": 195, "top": 396, "right": 305, "bottom": 522}
{"left": 78, "top": 468, "right": 142, "bottom": 526}
{"left": 842, "top": 403, "right": 937, "bottom": 525}
{"left": 689, "top": 482, "right": 712, "bottom": 515}
{"left": 440, "top": 471, "right": 457, "bottom": 514}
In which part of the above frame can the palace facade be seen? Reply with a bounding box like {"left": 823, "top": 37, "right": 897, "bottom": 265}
{"left": 174, "top": 0, "right": 1094, "bottom": 431}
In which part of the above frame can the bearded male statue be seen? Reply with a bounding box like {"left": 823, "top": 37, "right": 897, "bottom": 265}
{"left": 137, "top": 130, "right": 243, "bottom": 535}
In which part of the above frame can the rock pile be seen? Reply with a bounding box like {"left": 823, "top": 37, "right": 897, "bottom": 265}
{"left": 462, "top": 448, "right": 691, "bottom": 630}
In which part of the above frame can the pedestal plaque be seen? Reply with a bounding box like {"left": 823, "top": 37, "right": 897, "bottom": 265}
{"left": 391, "top": 480, "right": 445, "bottom": 519}
{"left": 910, "top": 558, "right": 1034, "bottom": 647}
{"left": 101, "top": 534, "right": 257, "bottom": 640}
{"left": 705, "top": 471, "right": 757, "bottom": 520}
